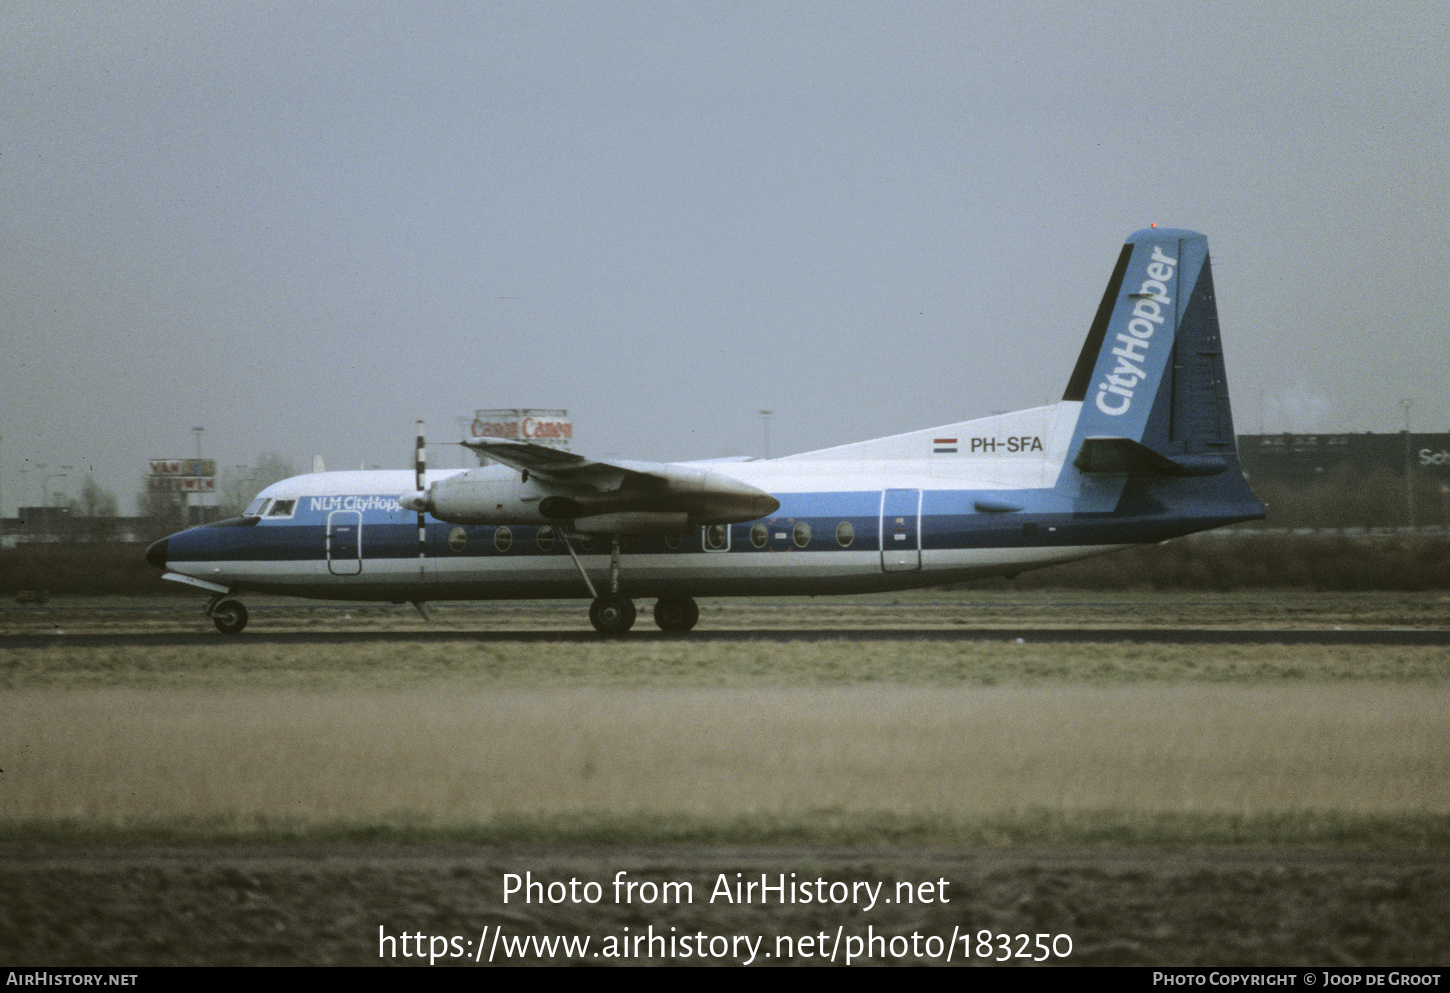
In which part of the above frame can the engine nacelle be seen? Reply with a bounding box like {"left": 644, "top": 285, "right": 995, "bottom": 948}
{"left": 405, "top": 469, "right": 556, "bottom": 525}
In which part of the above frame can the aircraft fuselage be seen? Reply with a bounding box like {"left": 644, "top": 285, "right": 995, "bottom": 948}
{"left": 152, "top": 441, "right": 1260, "bottom": 604}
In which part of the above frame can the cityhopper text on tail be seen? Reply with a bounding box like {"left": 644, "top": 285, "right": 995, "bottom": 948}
{"left": 148, "top": 229, "right": 1265, "bottom": 634}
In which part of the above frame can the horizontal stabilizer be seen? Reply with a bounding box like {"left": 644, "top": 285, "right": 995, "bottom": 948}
{"left": 1073, "top": 437, "right": 1227, "bottom": 476}
{"left": 973, "top": 499, "right": 1024, "bottom": 513}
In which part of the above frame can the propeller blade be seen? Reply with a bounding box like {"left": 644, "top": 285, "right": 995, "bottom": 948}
{"left": 414, "top": 420, "right": 427, "bottom": 562}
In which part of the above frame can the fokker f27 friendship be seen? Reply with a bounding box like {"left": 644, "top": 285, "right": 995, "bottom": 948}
{"left": 148, "top": 228, "right": 1265, "bottom": 634}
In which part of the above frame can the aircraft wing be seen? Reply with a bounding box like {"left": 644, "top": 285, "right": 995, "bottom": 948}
{"left": 462, "top": 438, "right": 690, "bottom": 491}
{"left": 436, "top": 438, "right": 780, "bottom": 528}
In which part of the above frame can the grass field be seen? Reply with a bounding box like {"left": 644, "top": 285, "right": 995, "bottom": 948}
{"left": 4, "top": 682, "right": 1448, "bottom": 840}
{"left": 3, "top": 591, "right": 1448, "bottom": 846}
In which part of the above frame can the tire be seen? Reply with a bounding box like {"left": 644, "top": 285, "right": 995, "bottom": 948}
{"left": 211, "top": 599, "right": 249, "bottom": 635}
{"left": 589, "top": 594, "right": 636, "bottom": 635}
{"left": 653, "top": 595, "right": 699, "bottom": 632}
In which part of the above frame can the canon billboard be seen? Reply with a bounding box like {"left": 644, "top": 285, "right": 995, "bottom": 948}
{"left": 470, "top": 409, "right": 572, "bottom": 450}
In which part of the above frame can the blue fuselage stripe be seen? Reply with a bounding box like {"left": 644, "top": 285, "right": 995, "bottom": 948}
{"left": 167, "top": 488, "right": 1261, "bottom": 566}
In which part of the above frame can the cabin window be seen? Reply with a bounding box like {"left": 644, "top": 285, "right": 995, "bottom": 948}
{"left": 793, "top": 521, "right": 811, "bottom": 548}
{"left": 664, "top": 533, "right": 682, "bottom": 550}
{"left": 705, "top": 524, "right": 727, "bottom": 550}
{"left": 536, "top": 526, "right": 555, "bottom": 551}
{"left": 267, "top": 499, "right": 296, "bottom": 518}
{"left": 494, "top": 526, "right": 512, "bottom": 552}
{"left": 578, "top": 534, "right": 596, "bottom": 551}
{"left": 750, "top": 522, "right": 768, "bottom": 548}
{"left": 836, "top": 521, "right": 854, "bottom": 547}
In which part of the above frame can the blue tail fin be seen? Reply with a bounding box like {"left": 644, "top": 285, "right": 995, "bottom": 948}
{"left": 1053, "top": 229, "right": 1263, "bottom": 531}
{"left": 1062, "top": 228, "right": 1239, "bottom": 467}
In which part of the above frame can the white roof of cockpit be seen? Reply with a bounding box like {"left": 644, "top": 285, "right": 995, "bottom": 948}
{"left": 255, "top": 468, "right": 469, "bottom": 499}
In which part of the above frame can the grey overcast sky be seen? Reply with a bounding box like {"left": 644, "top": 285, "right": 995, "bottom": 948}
{"left": 3, "top": 1, "right": 1447, "bottom": 515}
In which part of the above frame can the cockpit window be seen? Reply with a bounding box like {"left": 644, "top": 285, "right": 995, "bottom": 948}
{"left": 267, "top": 499, "right": 296, "bottom": 518}
{"left": 244, "top": 497, "right": 268, "bottom": 517}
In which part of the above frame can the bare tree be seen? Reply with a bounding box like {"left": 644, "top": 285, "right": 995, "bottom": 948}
{"left": 78, "top": 475, "right": 118, "bottom": 517}
{"left": 251, "top": 453, "right": 295, "bottom": 492}
{"left": 216, "top": 467, "right": 254, "bottom": 518}
{"left": 136, "top": 480, "right": 185, "bottom": 541}
{"left": 73, "top": 475, "right": 119, "bottom": 542}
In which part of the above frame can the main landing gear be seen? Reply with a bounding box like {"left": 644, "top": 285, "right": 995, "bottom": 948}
{"left": 653, "top": 594, "right": 700, "bottom": 633}
{"left": 586, "top": 592, "right": 698, "bottom": 635}
{"left": 588, "top": 593, "right": 637, "bottom": 634}
{"left": 560, "top": 532, "right": 699, "bottom": 635}
{"left": 205, "top": 595, "right": 249, "bottom": 635}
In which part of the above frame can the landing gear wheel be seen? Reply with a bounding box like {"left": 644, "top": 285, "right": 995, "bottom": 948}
{"left": 211, "top": 598, "right": 249, "bottom": 635}
{"left": 589, "top": 594, "right": 636, "bottom": 635}
{"left": 653, "top": 595, "right": 699, "bottom": 633}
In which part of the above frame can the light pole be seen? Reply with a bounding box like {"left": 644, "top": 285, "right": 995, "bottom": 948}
{"left": 1399, "top": 399, "right": 1415, "bottom": 531}
{"left": 191, "top": 427, "right": 204, "bottom": 525}
{"left": 455, "top": 417, "right": 472, "bottom": 466}
{"left": 759, "top": 410, "right": 773, "bottom": 460}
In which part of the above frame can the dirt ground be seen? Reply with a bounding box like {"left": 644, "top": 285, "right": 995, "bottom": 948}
{"left": 2, "top": 845, "right": 1446, "bottom": 967}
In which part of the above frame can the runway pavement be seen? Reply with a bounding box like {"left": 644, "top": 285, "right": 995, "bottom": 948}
{"left": 5, "top": 626, "right": 1449, "bottom": 647}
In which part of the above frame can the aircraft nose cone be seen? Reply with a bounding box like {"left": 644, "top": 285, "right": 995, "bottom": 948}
{"left": 145, "top": 537, "right": 169, "bottom": 570}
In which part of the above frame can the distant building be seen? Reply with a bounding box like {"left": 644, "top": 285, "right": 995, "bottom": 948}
{"left": 1237, "top": 433, "right": 1450, "bottom": 488}
{"left": 14, "top": 505, "right": 71, "bottom": 541}
{"left": 3, "top": 507, "right": 153, "bottom": 544}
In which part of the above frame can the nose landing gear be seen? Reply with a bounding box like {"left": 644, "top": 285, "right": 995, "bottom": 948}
{"left": 205, "top": 596, "right": 249, "bottom": 635}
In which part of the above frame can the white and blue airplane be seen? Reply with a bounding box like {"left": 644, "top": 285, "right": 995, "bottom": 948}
{"left": 148, "top": 228, "right": 1265, "bottom": 634}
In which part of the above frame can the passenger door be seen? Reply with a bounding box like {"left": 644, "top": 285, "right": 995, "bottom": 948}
{"left": 879, "top": 489, "right": 921, "bottom": 571}
{"left": 326, "top": 510, "right": 362, "bottom": 575}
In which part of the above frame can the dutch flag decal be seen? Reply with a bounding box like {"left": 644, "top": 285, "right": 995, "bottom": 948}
{"left": 933, "top": 437, "right": 958, "bottom": 454}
